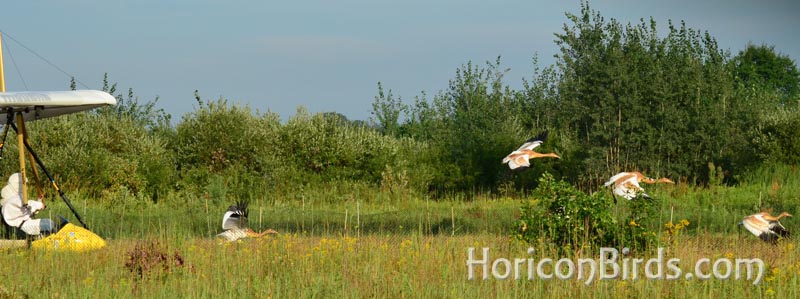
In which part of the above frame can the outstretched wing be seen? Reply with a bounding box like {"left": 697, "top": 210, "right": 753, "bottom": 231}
{"left": 502, "top": 131, "right": 550, "bottom": 168}
{"left": 216, "top": 228, "right": 249, "bottom": 242}
{"left": 604, "top": 172, "right": 632, "bottom": 187}
{"left": 503, "top": 153, "right": 531, "bottom": 170}
{"left": 0, "top": 90, "right": 116, "bottom": 121}
{"left": 612, "top": 183, "right": 636, "bottom": 200}
{"left": 221, "top": 200, "right": 249, "bottom": 230}
{"left": 770, "top": 221, "right": 790, "bottom": 238}
{"left": 741, "top": 214, "right": 770, "bottom": 237}
{"left": 612, "top": 176, "right": 645, "bottom": 200}
{"left": 515, "top": 131, "right": 549, "bottom": 152}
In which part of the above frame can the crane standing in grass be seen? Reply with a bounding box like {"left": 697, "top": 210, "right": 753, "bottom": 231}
{"left": 604, "top": 171, "right": 674, "bottom": 202}
{"left": 502, "top": 131, "right": 560, "bottom": 171}
{"left": 740, "top": 211, "right": 791, "bottom": 244}
{"left": 217, "top": 200, "right": 278, "bottom": 242}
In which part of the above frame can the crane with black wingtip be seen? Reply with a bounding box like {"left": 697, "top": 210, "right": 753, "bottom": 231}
{"left": 740, "top": 211, "right": 791, "bottom": 244}
{"left": 217, "top": 200, "right": 278, "bottom": 242}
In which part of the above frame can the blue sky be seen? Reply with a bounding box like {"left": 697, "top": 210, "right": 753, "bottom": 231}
{"left": 1, "top": 1, "right": 798, "bottom": 122}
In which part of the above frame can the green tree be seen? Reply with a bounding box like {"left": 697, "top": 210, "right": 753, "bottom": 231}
{"left": 370, "top": 82, "right": 407, "bottom": 136}
{"left": 396, "top": 58, "right": 542, "bottom": 192}
{"left": 551, "top": 1, "right": 748, "bottom": 185}
{"left": 752, "top": 107, "right": 800, "bottom": 166}
{"left": 732, "top": 43, "right": 800, "bottom": 104}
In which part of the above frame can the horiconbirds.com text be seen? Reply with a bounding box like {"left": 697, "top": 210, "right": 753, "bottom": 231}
{"left": 466, "top": 247, "right": 765, "bottom": 285}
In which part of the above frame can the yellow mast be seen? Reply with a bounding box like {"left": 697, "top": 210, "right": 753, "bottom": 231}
{"left": 0, "top": 31, "right": 5, "bottom": 92}
{"left": 17, "top": 114, "right": 28, "bottom": 206}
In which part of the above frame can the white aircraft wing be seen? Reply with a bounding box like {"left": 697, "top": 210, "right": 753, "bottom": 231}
{"left": 0, "top": 90, "right": 116, "bottom": 121}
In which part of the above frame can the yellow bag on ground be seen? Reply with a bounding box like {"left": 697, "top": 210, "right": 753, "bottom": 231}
{"left": 31, "top": 223, "right": 106, "bottom": 252}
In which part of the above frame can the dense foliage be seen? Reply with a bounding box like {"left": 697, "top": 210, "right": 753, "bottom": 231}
{"left": 515, "top": 173, "right": 619, "bottom": 249}
{"left": 1, "top": 96, "right": 434, "bottom": 206}
{"left": 374, "top": 2, "right": 799, "bottom": 193}
{"left": 515, "top": 173, "right": 658, "bottom": 251}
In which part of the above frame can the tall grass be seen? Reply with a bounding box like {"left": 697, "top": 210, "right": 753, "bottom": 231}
{"left": 0, "top": 164, "right": 796, "bottom": 298}
{"left": 654, "top": 163, "right": 799, "bottom": 235}
{"left": 40, "top": 193, "right": 521, "bottom": 240}
{"left": 4, "top": 233, "right": 798, "bottom": 298}
{"left": 33, "top": 163, "right": 797, "bottom": 240}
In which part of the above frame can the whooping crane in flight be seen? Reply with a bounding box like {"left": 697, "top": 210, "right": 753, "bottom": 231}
{"left": 217, "top": 200, "right": 278, "bottom": 242}
{"left": 740, "top": 211, "right": 791, "bottom": 244}
{"left": 502, "top": 131, "right": 560, "bottom": 170}
{"left": 604, "top": 171, "right": 674, "bottom": 202}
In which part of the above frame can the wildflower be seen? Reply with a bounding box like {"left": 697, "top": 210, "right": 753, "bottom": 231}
{"left": 765, "top": 288, "right": 775, "bottom": 296}
{"left": 83, "top": 272, "right": 95, "bottom": 286}
{"left": 400, "top": 239, "right": 413, "bottom": 249}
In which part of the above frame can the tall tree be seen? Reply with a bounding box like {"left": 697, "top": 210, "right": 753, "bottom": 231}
{"left": 732, "top": 44, "right": 800, "bottom": 104}
{"left": 553, "top": 1, "right": 740, "bottom": 185}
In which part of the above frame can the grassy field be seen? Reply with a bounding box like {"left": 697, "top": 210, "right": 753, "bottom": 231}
{"left": 2, "top": 164, "right": 799, "bottom": 298}
{"left": 3, "top": 232, "right": 799, "bottom": 298}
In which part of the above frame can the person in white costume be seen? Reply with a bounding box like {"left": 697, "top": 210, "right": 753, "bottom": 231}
{"left": 1, "top": 173, "right": 55, "bottom": 237}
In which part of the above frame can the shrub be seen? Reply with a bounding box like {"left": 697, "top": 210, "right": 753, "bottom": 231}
{"left": 279, "top": 108, "right": 433, "bottom": 193}
{"left": 3, "top": 110, "right": 176, "bottom": 203}
{"left": 173, "top": 98, "right": 283, "bottom": 196}
{"left": 620, "top": 195, "right": 658, "bottom": 251}
{"left": 515, "top": 173, "right": 618, "bottom": 250}
{"left": 514, "top": 173, "right": 658, "bottom": 251}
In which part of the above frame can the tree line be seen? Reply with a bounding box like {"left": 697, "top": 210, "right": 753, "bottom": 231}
{"left": 0, "top": 2, "right": 796, "bottom": 203}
